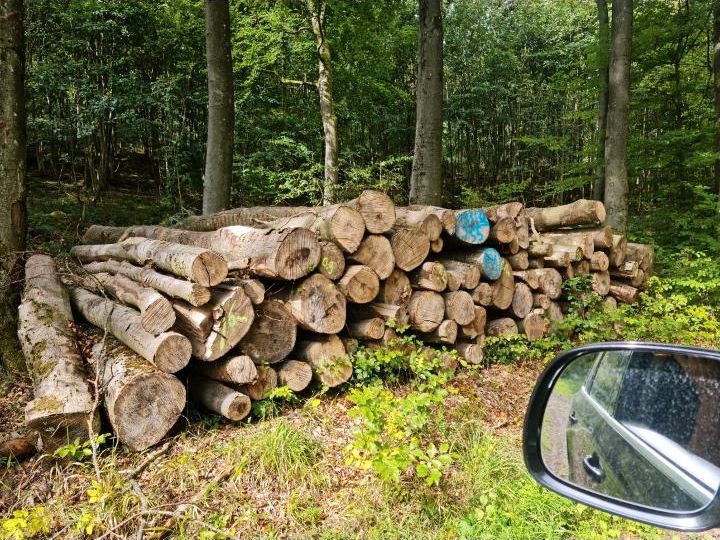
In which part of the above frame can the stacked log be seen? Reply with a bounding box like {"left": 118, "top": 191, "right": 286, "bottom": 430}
{"left": 17, "top": 193, "right": 653, "bottom": 451}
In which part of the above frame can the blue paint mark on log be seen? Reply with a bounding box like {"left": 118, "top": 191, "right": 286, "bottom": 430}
{"left": 480, "top": 248, "right": 502, "bottom": 280}
{"left": 454, "top": 210, "right": 490, "bottom": 245}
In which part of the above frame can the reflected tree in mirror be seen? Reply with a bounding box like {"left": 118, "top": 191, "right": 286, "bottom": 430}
{"left": 541, "top": 350, "right": 720, "bottom": 512}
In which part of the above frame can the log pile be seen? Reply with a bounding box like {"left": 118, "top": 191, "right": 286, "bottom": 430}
{"left": 18, "top": 192, "right": 652, "bottom": 451}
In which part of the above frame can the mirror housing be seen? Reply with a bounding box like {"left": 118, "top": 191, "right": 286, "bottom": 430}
{"left": 523, "top": 342, "right": 720, "bottom": 531}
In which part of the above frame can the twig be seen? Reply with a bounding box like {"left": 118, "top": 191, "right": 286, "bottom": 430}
{"left": 130, "top": 479, "right": 148, "bottom": 540}
{"left": 121, "top": 440, "right": 172, "bottom": 480}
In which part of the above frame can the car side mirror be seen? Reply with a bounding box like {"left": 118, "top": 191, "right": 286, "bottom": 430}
{"left": 523, "top": 342, "right": 720, "bottom": 531}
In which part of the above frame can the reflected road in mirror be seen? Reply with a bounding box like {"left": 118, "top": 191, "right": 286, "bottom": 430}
{"left": 541, "top": 349, "right": 720, "bottom": 512}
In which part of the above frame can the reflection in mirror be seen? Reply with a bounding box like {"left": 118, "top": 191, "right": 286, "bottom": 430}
{"left": 541, "top": 349, "right": 720, "bottom": 512}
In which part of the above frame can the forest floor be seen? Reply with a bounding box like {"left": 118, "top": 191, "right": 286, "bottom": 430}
{"left": 0, "top": 177, "right": 710, "bottom": 539}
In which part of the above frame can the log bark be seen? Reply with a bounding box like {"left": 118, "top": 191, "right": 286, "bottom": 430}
{"left": 460, "top": 305, "right": 486, "bottom": 340}
{"left": 70, "top": 287, "right": 191, "bottom": 373}
{"left": 433, "top": 259, "right": 481, "bottom": 290}
{"left": 81, "top": 225, "right": 128, "bottom": 245}
{"left": 394, "top": 208, "right": 443, "bottom": 241}
{"left": 518, "top": 309, "right": 547, "bottom": 342}
{"left": 590, "top": 251, "right": 610, "bottom": 272}
{"left": 543, "top": 251, "right": 572, "bottom": 269}
{"left": 423, "top": 319, "right": 457, "bottom": 344}
{"left": 528, "top": 242, "right": 553, "bottom": 257}
{"left": 609, "top": 234, "right": 627, "bottom": 268}
{"left": 317, "top": 241, "right": 346, "bottom": 280}
{"left": 609, "top": 281, "right": 638, "bottom": 303}
{"left": 72, "top": 272, "right": 175, "bottom": 335}
{"left": 511, "top": 282, "right": 533, "bottom": 319}
{"left": 294, "top": 334, "right": 352, "bottom": 387}
{"left": 121, "top": 237, "right": 228, "bottom": 286}
{"left": 83, "top": 260, "right": 211, "bottom": 307}
{"left": 592, "top": 270, "right": 611, "bottom": 296}
{"left": 348, "top": 317, "right": 385, "bottom": 340}
{"left": 482, "top": 202, "right": 524, "bottom": 222}
{"left": 270, "top": 274, "right": 346, "bottom": 334}
{"left": 507, "top": 251, "right": 529, "bottom": 271}
{"left": 486, "top": 317, "right": 519, "bottom": 337}
{"left": 525, "top": 200, "right": 606, "bottom": 231}
{"left": 191, "top": 354, "right": 258, "bottom": 385}
{"left": 237, "top": 299, "right": 296, "bottom": 364}
{"left": 70, "top": 243, "right": 129, "bottom": 263}
{"left": 491, "top": 260, "right": 515, "bottom": 310}
{"left": 443, "top": 290, "right": 475, "bottom": 325}
{"left": 18, "top": 255, "right": 97, "bottom": 443}
{"left": 239, "top": 365, "right": 278, "bottom": 400}
{"left": 471, "top": 282, "right": 493, "bottom": 306}
{"left": 385, "top": 227, "right": 430, "bottom": 271}
{"left": 277, "top": 360, "right": 313, "bottom": 392}
{"left": 188, "top": 376, "right": 251, "bottom": 421}
{"left": 173, "top": 285, "right": 254, "bottom": 362}
{"left": 453, "top": 209, "right": 490, "bottom": 245}
{"left": 406, "top": 205, "right": 457, "bottom": 235}
{"left": 408, "top": 290, "right": 445, "bottom": 332}
{"left": 489, "top": 217, "right": 517, "bottom": 244}
{"left": 626, "top": 242, "right": 654, "bottom": 273}
{"left": 456, "top": 342, "right": 484, "bottom": 365}
{"left": 91, "top": 338, "right": 185, "bottom": 451}
{"left": 377, "top": 268, "right": 412, "bottom": 305}
{"left": 540, "top": 232, "right": 594, "bottom": 259}
{"left": 348, "top": 234, "right": 395, "bottom": 279}
{"left": 443, "top": 247, "right": 502, "bottom": 280}
{"left": 410, "top": 261, "right": 448, "bottom": 292}
{"left": 96, "top": 225, "right": 321, "bottom": 281}
{"left": 351, "top": 302, "right": 409, "bottom": 327}
{"left": 337, "top": 265, "right": 380, "bottom": 304}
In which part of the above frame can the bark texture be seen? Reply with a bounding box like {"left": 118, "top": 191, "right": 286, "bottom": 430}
{"left": 409, "top": 0, "right": 443, "bottom": 205}
{"left": 203, "top": 0, "right": 234, "bottom": 215}
{"left": 594, "top": 0, "right": 610, "bottom": 200}
{"left": 603, "top": 0, "right": 633, "bottom": 232}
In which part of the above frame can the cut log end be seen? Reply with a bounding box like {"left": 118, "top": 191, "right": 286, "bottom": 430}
{"left": 356, "top": 190, "right": 396, "bottom": 233}
{"left": 276, "top": 227, "right": 323, "bottom": 280}
{"left": 154, "top": 332, "right": 193, "bottom": 373}
{"left": 277, "top": 360, "right": 313, "bottom": 392}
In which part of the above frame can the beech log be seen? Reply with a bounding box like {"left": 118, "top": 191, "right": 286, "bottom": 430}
{"left": 525, "top": 199, "right": 606, "bottom": 231}
{"left": 192, "top": 354, "right": 258, "bottom": 385}
{"left": 433, "top": 260, "right": 481, "bottom": 290}
{"left": 471, "top": 282, "right": 493, "bottom": 306}
{"left": 338, "top": 265, "right": 380, "bottom": 304}
{"left": 394, "top": 208, "right": 443, "bottom": 241}
{"left": 18, "top": 255, "right": 98, "bottom": 444}
{"left": 609, "top": 281, "right": 639, "bottom": 303}
{"left": 486, "top": 317, "right": 519, "bottom": 337}
{"left": 317, "top": 241, "right": 346, "bottom": 280}
{"left": 518, "top": 310, "right": 548, "bottom": 342}
{"left": 491, "top": 260, "right": 515, "bottom": 310}
{"left": 511, "top": 282, "right": 533, "bottom": 319}
{"left": 456, "top": 342, "right": 484, "bottom": 365}
{"left": 348, "top": 235, "right": 395, "bottom": 279}
{"left": 378, "top": 268, "right": 412, "bottom": 305}
{"left": 270, "top": 274, "right": 346, "bottom": 334}
{"left": 591, "top": 271, "right": 611, "bottom": 296}
{"left": 385, "top": 227, "right": 430, "bottom": 271}
{"left": 443, "top": 247, "right": 503, "bottom": 280}
{"left": 189, "top": 376, "right": 251, "bottom": 420}
{"left": 294, "top": 334, "right": 352, "bottom": 387}
{"left": 277, "top": 360, "right": 313, "bottom": 392}
{"left": 237, "top": 299, "right": 296, "bottom": 364}
{"left": 443, "top": 290, "right": 475, "bottom": 325}
{"left": 348, "top": 317, "right": 385, "bottom": 340}
{"left": 406, "top": 205, "right": 457, "bottom": 235}
{"left": 609, "top": 235, "right": 627, "bottom": 268}
{"left": 70, "top": 287, "right": 191, "bottom": 373}
{"left": 91, "top": 338, "right": 185, "bottom": 451}
{"left": 423, "top": 320, "right": 457, "bottom": 344}
{"left": 453, "top": 209, "right": 490, "bottom": 245}
{"left": 240, "top": 365, "right": 278, "bottom": 400}
{"left": 410, "top": 261, "right": 448, "bottom": 292}
{"left": 408, "top": 290, "right": 445, "bottom": 332}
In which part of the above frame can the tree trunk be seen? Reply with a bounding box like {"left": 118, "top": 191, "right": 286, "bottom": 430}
{"left": 18, "top": 256, "right": 97, "bottom": 444}
{"left": 714, "top": 0, "right": 720, "bottom": 199}
{"left": 92, "top": 338, "right": 185, "bottom": 451}
{"left": 69, "top": 287, "right": 191, "bottom": 373}
{"left": 394, "top": 208, "right": 443, "bottom": 241}
{"left": 83, "top": 260, "right": 211, "bottom": 307}
{"left": 594, "top": 0, "right": 610, "bottom": 200}
{"left": 203, "top": 0, "right": 234, "bottom": 215}
{"left": 409, "top": 0, "right": 443, "bottom": 205}
{"left": 237, "top": 299, "right": 297, "bottom": 364}
{"left": 0, "top": 0, "right": 27, "bottom": 372}
{"left": 603, "top": 0, "right": 633, "bottom": 232}
{"left": 307, "top": 0, "right": 338, "bottom": 204}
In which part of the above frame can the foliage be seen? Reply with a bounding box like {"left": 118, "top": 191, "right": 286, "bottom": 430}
{"left": 250, "top": 385, "right": 300, "bottom": 420}
{"left": 0, "top": 507, "right": 50, "bottom": 540}
{"left": 53, "top": 433, "right": 109, "bottom": 462}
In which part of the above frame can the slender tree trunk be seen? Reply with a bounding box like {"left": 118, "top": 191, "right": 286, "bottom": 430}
{"left": 409, "top": 0, "right": 443, "bottom": 206}
{"left": 307, "top": 0, "right": 338, "bottom": 205}
{"left": 714, "top": 1, "right": 720, "bottom": 199}
{"left": 593, "top": 0, "right": 610, "bottom": 201}
{"left": 603, "top": 0, "right": 633, "bottom": 233}
{"left": 0, "top": 0, "right": 27, "bottom": 372}
{"left": 202, "top": 0, "right": 234, "bottom": 215}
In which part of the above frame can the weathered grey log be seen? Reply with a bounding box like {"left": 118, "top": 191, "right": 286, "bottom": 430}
{"left": 294, "top": 334, "right": 352, "bottom": 387}
{"left": 237, "top": 299, "right": 296, "bottom": 364}
{"left": 525, "top": 199, "right": 606, "bottom": 231}
{"left": 91, "top": 338, "right": 185, "bottom": 451}
{"left": 408, "top": 290, "right": 445, "bottom": 332}
{"left": 70, "top": 287, "right": 191, "bottom": 373}
{"left": 18, "top": 255, "right": 98, "bottom": 445}
{"left": 188, "top": 376, "right": 251, "bottom": 421}
{"left": 269, "top": 274, "right": 346, "bottom": 334}
{"left": 191, "top": 354, "right": 258, "bottom": 385}
{"left": 277, "top": 360, "right": 313, "bottom": 392}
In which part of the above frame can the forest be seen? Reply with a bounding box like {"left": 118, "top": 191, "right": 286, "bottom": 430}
{"left": 2, "top": 0, "right": 720, "bottom": 539}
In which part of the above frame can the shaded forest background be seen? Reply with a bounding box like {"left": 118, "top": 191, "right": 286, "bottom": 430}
{"left": 23, "top": 0, "right": 720, "bottom": 257}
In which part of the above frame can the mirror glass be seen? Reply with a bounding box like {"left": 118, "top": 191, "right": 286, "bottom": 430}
{"left": 541, "top": 349, "right": 720, "bottom": 512}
